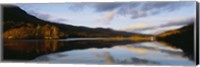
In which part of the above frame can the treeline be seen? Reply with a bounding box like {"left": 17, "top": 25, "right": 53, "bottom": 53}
{"left": 3, "top": 22, "right": 67, "bottom": 39}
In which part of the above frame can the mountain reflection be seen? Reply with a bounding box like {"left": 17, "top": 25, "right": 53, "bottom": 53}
{"left": 3, "top": 39, "right": 194, "bottom": 65}
{"left": 31, "top": 41, "right": 194, "bottom": 65}
{"left": 3, "top": 39, "right": 135, "bottom": 60}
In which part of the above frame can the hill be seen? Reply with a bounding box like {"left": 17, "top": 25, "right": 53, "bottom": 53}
{"left": 156, "top": 23, "right": 195, "bottom": 60}
{"left": 3, "top": 5, "right": 145, "bottom": 40}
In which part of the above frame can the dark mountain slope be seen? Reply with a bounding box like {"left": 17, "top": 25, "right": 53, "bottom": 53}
{"left": 156, "top": 23, "right": 195, "bottom": 60}
{"left": 3, "top": 5, "right": 143, "bottom": 39}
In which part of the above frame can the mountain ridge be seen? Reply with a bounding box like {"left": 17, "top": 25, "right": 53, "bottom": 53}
{"left": 3, "top": 5, "right": 149, "bottom": 39}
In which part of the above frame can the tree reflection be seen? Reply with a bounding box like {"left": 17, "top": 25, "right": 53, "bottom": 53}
{"left": 3, "top": 40, "right": 136, "bottom": 61}
{"left": 158, "top": 41, "right": 194, "bottom": 61}
{"left": 3, "top": 40, "right": 60, "bottom": 60}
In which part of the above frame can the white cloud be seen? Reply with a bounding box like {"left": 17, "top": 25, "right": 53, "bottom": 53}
{"left": 134, "top": 25, "right": 184, "bottom": 35}
{"left": 97, "top": 11, "right": 115, "bottom": 24}
{"left": 19, "top": 7, "right": 68, "bottom": 23}
{"left": 70, "top": 2, "right": 194, "bottom": 19}
{"left": 126, "top": 23, "right": 155, "bottom": 31}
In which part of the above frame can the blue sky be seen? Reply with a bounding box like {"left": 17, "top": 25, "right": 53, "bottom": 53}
{"left": 17, "top": 2, "right": 196, "bottom": 35}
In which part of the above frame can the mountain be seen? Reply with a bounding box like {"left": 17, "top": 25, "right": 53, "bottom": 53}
{"left": 156, "top": 23, "right": 195, "bottom": 60}
{"left": 3, "top": 5, "right": 145, "bottom": 40}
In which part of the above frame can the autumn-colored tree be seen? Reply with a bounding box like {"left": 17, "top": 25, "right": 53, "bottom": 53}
{"left": 50, "top": 26, "right": 59, "bottom": 39}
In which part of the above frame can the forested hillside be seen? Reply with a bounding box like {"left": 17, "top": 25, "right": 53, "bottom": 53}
{"left": 3, "top": 5, "right": 146, "bottom": 40}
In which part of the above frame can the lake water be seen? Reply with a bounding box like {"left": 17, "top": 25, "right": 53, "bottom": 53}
{"left": 3, "top": 38, "right": 195, "bottom": 65}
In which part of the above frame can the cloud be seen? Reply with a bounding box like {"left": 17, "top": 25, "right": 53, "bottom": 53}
{"left": 54, "top": 18, "right": 68, "bottom": 22}
{"left": 70, "top": 2, "right": 192, "bottom": 24}
{"left": 92, "top": 3, "right": 124, "bottom": 12}
{"left": 27, "top": 10, "right": 51, "bottom": 20}
{"left": 126, "top": 17, "right": 194, "bottom": 34}
{"left": 140, "top": 2, "right": 187, "bottom": 11}
{"left": 126, "top": 23, "right": 155, "bottom": 31}
{"left": 68, "top": 3, "right": 88, "bottom": 12}
{"left": 159, "top": 17, "right": 194, "bottom": 27}
{"left": 70, "top": 2, "right": 193, "bottom": 19}
{"left": 134, "top": 25, "right": 184, "bottom": 35}
{"left": 25, "top": 10, "right": 68, "bottom": 23}
{"left": 97, "top": 11, "right": 115, "bottom": 24}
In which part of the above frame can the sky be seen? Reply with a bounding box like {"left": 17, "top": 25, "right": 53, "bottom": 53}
{"left": 17, "top": 2, "right": 196, "bottom": 35}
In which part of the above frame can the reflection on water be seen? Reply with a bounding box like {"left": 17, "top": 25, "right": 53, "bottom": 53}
{"left": 3, "top": 39, "right": 133, "bottom": 60}
{"left": 3, "top": 39, "right": 195, "bottom": 65}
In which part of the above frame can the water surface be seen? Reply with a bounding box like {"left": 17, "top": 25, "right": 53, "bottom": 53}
{"left": 3, "top": 38, "right": 195, "bottom": 65}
